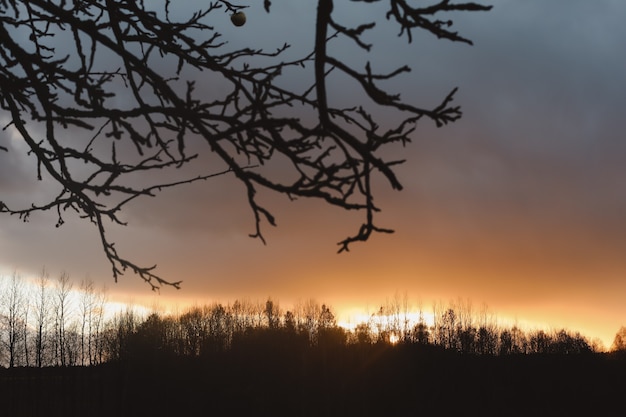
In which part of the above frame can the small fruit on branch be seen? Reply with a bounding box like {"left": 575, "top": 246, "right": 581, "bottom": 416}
{"left": 231, "top": 12, "right": 246, "bottom": 27}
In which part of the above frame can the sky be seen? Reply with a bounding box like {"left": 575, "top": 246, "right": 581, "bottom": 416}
{"left": 1, "top": 0, "right": 626, "bottom": 349}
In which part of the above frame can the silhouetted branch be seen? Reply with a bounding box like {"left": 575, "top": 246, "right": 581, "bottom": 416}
{"left": 1, "top": 0, "right": 490, "bottom": 289}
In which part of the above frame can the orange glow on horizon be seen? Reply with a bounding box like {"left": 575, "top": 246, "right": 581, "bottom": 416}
{"left": 1, "top": 271, "right": 616, "bottom": 352}
{"left": 103, "top": 292, "right": 614, "bottom": 351}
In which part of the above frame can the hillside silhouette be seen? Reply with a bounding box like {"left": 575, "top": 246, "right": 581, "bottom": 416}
{"left": 2, "top": 294, "right": 626, "bottom": 416}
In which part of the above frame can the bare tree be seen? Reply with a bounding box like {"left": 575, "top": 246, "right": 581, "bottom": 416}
{"left": 90, "top": 285, "right": 108, "bottom": 364}
{"left": 21, "top": 297, "right": 30, "bottom": 366}
{"left": 1, "top": 272, "right": 26, "bottom": 367}
{"left": 79, "top": 278, "right": 95, "bottom": 365}
{"left": 476, "top": 303, "right": 498, "bottom": 355}
{"left": 294, "top": 299, "right": 323, "bottom": 344}
{"left": 206, "top": 303, "right": 232, "bottom": 352}
{"left": 264, "top": 298, "right": 281, "bottom": 330}
{"left": 353, "top": 322, "right": 374, "bottom": 345}
{"left": 75, "top": 278, "right": 108, "bottom": 364}
{"left": 611, "top": 326, "right": 626, "bottom": 352}
{"left": 102, "top": 305, "right": 141, "bottom": 362}
{"left": 230, "top": 298, "right": 258, "bottom": 333}
{"left": 53, "top": 271, "right": 73, "bottom": 366}
{"left": 178, "top": 306, "right": 209, "bottom": 356}
{"left": 0, "top": 1, "right": 491, "bottom": 289}
{"left": 455, "top": 298, "right": 476, "bottom": 354}
{"left": 412, "top": 300, "right": 431, "bottom": 345}
{"left": 32, "top": 268, "right": 51, "bottom": 367}
{"left": 400, "top": 292, "right": 411, "bottom": 342}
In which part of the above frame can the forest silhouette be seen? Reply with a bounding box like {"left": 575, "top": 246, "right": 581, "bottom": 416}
{"left": 1, "top": 273, "right": 626, "bottom": 416}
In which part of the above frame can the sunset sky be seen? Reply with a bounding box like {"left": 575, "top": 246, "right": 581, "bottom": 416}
{"left": 1, "top": 1, "right": 625, "bottom": 349}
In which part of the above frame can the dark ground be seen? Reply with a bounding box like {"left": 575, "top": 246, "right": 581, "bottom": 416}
{"left": 2, "top": 345, "right": 625, "bottom": 417}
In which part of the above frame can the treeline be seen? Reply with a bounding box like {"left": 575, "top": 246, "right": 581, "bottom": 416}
{"left": 104, "top": 299, "right": 597, "bottom": 364}
{"left": 2, "top": 271, "right": 620, "bottom": 369}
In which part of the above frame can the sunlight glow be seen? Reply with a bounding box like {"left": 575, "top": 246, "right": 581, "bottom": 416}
{"left": 0, "top": 270, "right": 614, "bottom": 351}
{"left": 337, "top": 308, "right": 435, "bottom": 332}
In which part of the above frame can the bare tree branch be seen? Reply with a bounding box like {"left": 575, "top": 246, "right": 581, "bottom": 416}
{"left": 0, "top": 0, "right": 491, "bottom": 289}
